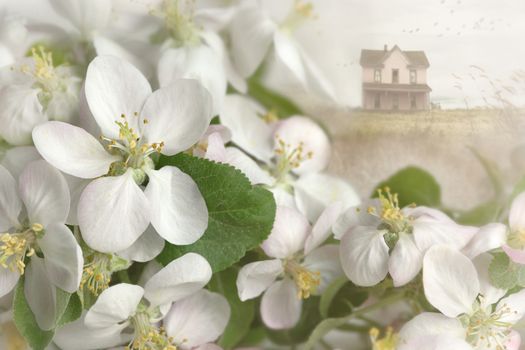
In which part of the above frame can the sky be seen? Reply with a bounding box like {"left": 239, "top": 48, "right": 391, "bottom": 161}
{"left": 293, "top": 0, "right": 525, "bottom": 108}
{"left": 5, "top": 0, "right": 525, "bottom": 109}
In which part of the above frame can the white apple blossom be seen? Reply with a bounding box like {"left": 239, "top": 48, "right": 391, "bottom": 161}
{"left": 0, "top": 6, "right": 27, "bottom": 67}
{"left": 236, "top": 204, "right": 343, "bottom": 329}
{"left": 32, "top": 55, "right": 212, "bottom": 253}
{"left": 55, "top": 253, "right": 227, "bottom": 350}
{"left": 336, "top": 189, "right": 477, "bottom": 287}
{"left": 0, "top": 46, "right": 81, "bottom": 146}
{"left": 0, "top": 160, "right": 83, "bottom": 330}
{"left": 229, "top": 0, "right": 336, "bottom": 100}
{"left": 398, "top": 246, "right": 525, "bottom": 350}
{"left": 496, "top": 192, "right": 525, "bottom": 264}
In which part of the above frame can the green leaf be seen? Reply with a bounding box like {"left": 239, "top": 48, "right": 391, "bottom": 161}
{"left": 456, "top": 201, "right": 501, "bottom": 226}
{"left": 13, "top": 280, "right": 55, "bottom": 350}
{"left": 57, "top": 293, "right": 82, "bottom": 327}
{"left": 488, "top": 253, "right": 525, "bottom": 290}
{"left": 266, "top": 297, "right": 322, "bottom": 346}
{"left": 208, "top": 268, "right": 255, "bottom": 350}
{"left": 156, "top": 153, "right": 276, "bottom": 272}
{"left": 319, "top": 278, "right": 368, "bottom": 318}
{"left": 373, "top": 166, "right": 441, "bottom": 207}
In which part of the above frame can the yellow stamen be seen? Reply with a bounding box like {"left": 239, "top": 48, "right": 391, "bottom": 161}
{"left": 285, "top": 260, "right": 321, "bottom": 299}
{"left": 369, "top": 327, "right": 398, "bottom": 350}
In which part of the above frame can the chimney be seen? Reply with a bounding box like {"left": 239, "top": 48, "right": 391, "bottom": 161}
{"left": 384, "top": 44, "right": 388, "bottom": 52}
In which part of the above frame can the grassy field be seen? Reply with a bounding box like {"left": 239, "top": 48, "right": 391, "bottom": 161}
{"left": 316, "top": 108, "right": 525, "bottom": 209}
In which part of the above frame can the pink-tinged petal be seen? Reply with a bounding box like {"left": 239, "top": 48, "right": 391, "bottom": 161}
{"left": 260, "top": 279, "right": 301, "bottom": 330}
{"left": 18, "top": 160, "right": 70, "bottom": 226}
{"left": 509, "top": 192, "right": 525, "bottom": 231}
{"left": 84, "top": 283, "right": 143, "bottom": 328}
{"left": 462, "top": 223, "right": 507, "bottom": 259}
{"left": 85, "top": 56, "right": 151, "bottom": 139}
{"left": 230, "top": 4, "right": 276, "bottom": 77}
{"left": 504, "top": 330, "right": 521, "bottom": 350}
{"left": 144, "top": 167, "right": 208, "bottom": 245}
{"left": 141, "top": 79, "right": 212, "bottom": 155}
{"left": 78, "top": 170, "right": 150, "bottom": 253}
{"left": 423, "top": 246, "right": 479, "bottom": 318}
{"left": 274, "top": 116, "right": 330, "bottom": 175}
{"left": 32, "top": 121, "right": 119, "bottom": 179}
{"left": 261, "top": 206, "right": 311, "bottom": 259}
{"left": 0, "top": 165, "right": 22, "bottom": 231}
{"left": 339, "top": 226, "right": 389, "bottom": 287}
{"left": 165, "top": 290, "right": 230, "bottom": 348}
{"left": 389, "top": 233, "right": 423, "bottom": 287}
{"left": 502, "top": 245, "right": 525, "bottom": 264}
{"left": 236, "top": 259, "right": 283, "bottom": 301}
{"left": 144, "top": 253, "right": 212, "bottom": 307}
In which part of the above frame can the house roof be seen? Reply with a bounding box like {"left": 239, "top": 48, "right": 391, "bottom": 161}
{"left": 363, "top": 82, "right": 432, "bottom": 92}
{"left": 360, "top": 46, "right": 430, "bottom": 68}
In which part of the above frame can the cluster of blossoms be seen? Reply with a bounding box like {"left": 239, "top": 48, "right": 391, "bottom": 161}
{"left": 0, "top": 1, "right": 524, "bottom": 350}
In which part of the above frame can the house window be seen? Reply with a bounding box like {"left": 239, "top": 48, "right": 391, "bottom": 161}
{"left": 392, "top": 94, "right": 399, "bottom": 110}
{"left": 392, "top": 69, "right": 399, "bottom": 83}
{"left": 374, "top": 69, "right": 381, "bottom": 83}
{"left": 410, "top": 70, "right": 417, "bottom": 84}
{"left": 374, "top": 93, "right": 381, "bottom": 109}
{"left": 411, "top": 94, "right": 417, "bottom": 109}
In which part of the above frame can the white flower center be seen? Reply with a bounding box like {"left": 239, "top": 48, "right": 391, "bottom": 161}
{"left": 151, "top": 0, "right": 201, "bottom": 47}
{"left": 100, "top": 114, "right": 164, "bottom": 181}
{"left": 0, "top": 223, "right": 43, "bottom": 274}
{"left": 463, "top": 300, "right": 516, "bottom": 349}
{"left": 273, "top": 134, "right": 313, "bottom": 183}
{"left": 128, "top": 307, "right": 178, "bottom": 350}
{"left": 284, "top": 258, "right": 320, "bottom": 299}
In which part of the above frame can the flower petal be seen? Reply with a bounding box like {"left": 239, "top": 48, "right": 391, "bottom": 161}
{"left": 164, "top": 290, "right": 230, "bottom": 348}
{"left": 144, "top": 253, "right": 212, "bottom": 306}
{"left": 261, "top": 206, "right": 311, "bottom": 259}
{"left": 294, "top": 172, "right": 360, "bottom": 223}
{"left": 496, "top": 289, "right": 525, "bottom": 325}
{"left": 260, "top": 279, "right": 301, "bottom": 329}
{"left": 85, "top": 55, "right": 151, "bottom": 139}
{"left": 117, "top": 225, "right": 165, "bottom": 263}
{"left": 332, "top": 200, "right": 381, "bottom": 239}
{"left": 509, "top": 192, "right": 525, "bottom": 231}
{"left": 230, "top": 4, "right": 276, "bottom": 77}
{"left": 24, "top": 257, "right": 56, "bottom": 331}
{"left": 473, "top": 253, "right": 506, "bottom": 305}
{"left": 273, "top": 31, "right": 306, "bottom": 84}
{"left": 303, "top": 244, "right": 344, "bottom": 293}
{"left": 223, "top": 147, "right": 274, "bottom": 186}
{"left": 32, "top": 121, "right": 119, "bottom": 179}
{"left": 54, "top": 313, "right": 130, "bottom": 350}
{"left": 0, "top": 146, "right": 41, "bottom": 180}
{"left": 413, "top": 216, "right": 476, "bottom": 252}
{"left": 0, "top": 267, "right": 19, "bottom": 298}
{"left": 78, "top": 170, "right": 150, "bottom": 253}
{"left": 388, "top": 233, "right": 423, "bottom": 287}
{"left": 38, "top": 223, "right": 83, "bottom": 293}
{"left": 157, "top": 45, "right": 226, "bottom": 116}
{"left": 502, "top": 245, "right": 525, "bottom": 264}
{"left": 144, "top": 166, "right": 208, "bottom": 245}
{"left": 339, "top": 226, "right": 389, "bottom": 287}
{"left": 18, "top": 160, "right": 70, "bottom": 226}
{"left": 0, "top": 85, "right": 45, "bottom": 146}
{"left": 304, "top": 202, "right": 343, "bottom": 254}
{"left": 398, "top": 312, "right": 466, "bottom": 345}
{"left": 220, "top": 94, "right": 274, "bottom": 162}
{"left": 0, "top": 165, "right": 21, "bottom": 231}
{"left": 49, "top": 0, "right": 111, "bottom": 37}
{"left": 423, "top": 245, "right": 479, "bottom": 317}
{"left": 63, "top": 175, "right": 90, "bottom": 226}
{"left": 236, "top": 259, "right": 283, "bottom": 301}
{"left": 462, "top": 223, "right": 507, "bottom": 259}
{"left": 141, "top": 79, "right": 212, "bottom": 155}
{"left": 84, "top": 283, "right": 143, "bottom": 329}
